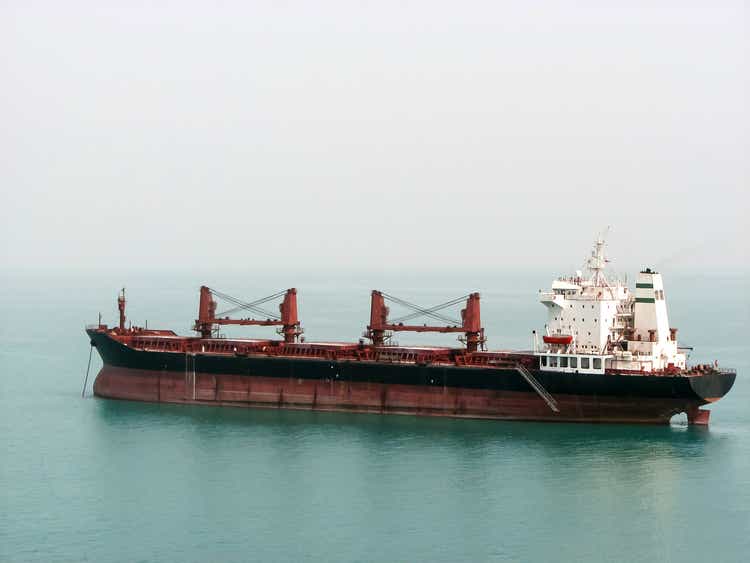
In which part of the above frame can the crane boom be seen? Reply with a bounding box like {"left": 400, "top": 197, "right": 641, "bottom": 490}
{"left": 194, "top": 286, "right": 302, "bottom": 343}
{"left": 366, "top": 290, "right": 485, "bottom": 352}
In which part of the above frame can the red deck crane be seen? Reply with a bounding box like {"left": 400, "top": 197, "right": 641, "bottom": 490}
{"left": 194, "top": 286, "right": 302, "bottom": 343}
{"left": 366, "top": 290, "right": 485, "bottom": 352}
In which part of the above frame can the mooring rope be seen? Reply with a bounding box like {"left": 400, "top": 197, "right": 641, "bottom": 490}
{"left": 81, "top": 344, "right": 93, "bottom": 398}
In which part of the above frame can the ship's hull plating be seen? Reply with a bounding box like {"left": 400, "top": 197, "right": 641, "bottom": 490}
{"left": 87, "top": 331, "right": 736, "bottom": 425}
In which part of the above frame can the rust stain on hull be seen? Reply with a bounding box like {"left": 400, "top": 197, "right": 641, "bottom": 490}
{"left": 93, "top": 366, "right": 692, "bottom": 425}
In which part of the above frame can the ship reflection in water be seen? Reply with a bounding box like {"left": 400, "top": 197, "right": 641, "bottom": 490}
{"left": 92, "top": 397, "right": 719, "bottom": 464}
{"left": 86, "top": 397, "right": 731, "bottom": 562}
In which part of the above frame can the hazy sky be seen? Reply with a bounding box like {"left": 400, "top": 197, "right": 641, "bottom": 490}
{"left": 1, "top": 1, "right": 747, "bottom": 274}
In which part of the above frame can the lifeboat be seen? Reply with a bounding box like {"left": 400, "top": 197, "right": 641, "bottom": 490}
{"left": 543, "top": 334, "right": 573, "bottom": 345}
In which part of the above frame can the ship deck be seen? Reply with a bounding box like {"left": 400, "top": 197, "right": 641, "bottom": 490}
{"left": 88, "top": 326, "right": 528, "bottom": 367}
{"left": 87, "top": 326, "right": 726, "bottom": 377}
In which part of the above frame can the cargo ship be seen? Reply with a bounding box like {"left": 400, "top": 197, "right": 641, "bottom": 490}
{"left": 85, "top": 238, "right": 736, "bottom": 425}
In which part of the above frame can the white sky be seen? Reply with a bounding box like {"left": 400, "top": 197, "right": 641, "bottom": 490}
{"left": 1, "top": 1, "right": 747, "bottom": 274}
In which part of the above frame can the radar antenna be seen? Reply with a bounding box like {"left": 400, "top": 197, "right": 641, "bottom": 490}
{"left": 585, "top": 226, "right": 611, "bottom": 287}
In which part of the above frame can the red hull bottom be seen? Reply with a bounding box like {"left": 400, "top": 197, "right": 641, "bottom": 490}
{"left": 92, "top": 366, "right": 709, "bottom": 425}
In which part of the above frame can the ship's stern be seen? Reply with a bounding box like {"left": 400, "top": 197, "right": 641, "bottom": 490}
{"left": 685, "top": 368, "right": 737, "bottom": 425}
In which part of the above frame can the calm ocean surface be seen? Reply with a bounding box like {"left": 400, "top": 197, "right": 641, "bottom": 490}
{"left": 1, "top": 269, "right": 748, "bottom": 562}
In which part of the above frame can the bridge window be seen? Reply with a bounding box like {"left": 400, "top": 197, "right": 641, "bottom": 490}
{"left": 581, "top": 357, "right": 590, "bottom": 369}
{"left": 550, "top": 357, "right": 558, "bottom": 367}
{"left": 593, "top": 358, "right": 602, "bottom": 370}
{"left": 561, "top": 357, "right": 569, "bottom": 368}
{"left": 541, "top": 356, "right": 547, "bottom": 366}
{"left": 570, "top": 357, "right": 578, "bottom": 368}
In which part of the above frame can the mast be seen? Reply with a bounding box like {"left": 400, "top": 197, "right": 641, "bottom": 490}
{"left": 586, "top": 231, "right": 610, "bottom": 288}
{"left": 117, "top": 288, "right": 126, "bottom": 331}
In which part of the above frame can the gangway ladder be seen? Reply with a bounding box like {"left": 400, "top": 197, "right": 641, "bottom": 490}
{"left": 515, "top": 364, "right": 559, "bottom": 413}
{"left": 185, "top": 353, "right": 196, "bottom": 401}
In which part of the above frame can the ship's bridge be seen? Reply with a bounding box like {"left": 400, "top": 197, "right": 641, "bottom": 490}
{"left": 536, "top": 237, "right": 687, "bottom": 374}
{"left": 539, "top": 279, "right": 627, "bottom": 354}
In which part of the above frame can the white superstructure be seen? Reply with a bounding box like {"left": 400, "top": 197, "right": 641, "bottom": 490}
{"left": 536, "top": 236, "right": 686, "bottom": 374}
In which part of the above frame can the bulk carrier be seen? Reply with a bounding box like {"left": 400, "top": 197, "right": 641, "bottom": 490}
{"left": 85, "top": 238, "right": 736, "bottom": 425}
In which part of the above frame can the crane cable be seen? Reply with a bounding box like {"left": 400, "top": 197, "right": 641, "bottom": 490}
{"left": 210, "top": 288, "right": 284, "bottom": 320}
{"left": 392, "top": 294, "right": 469, "bottom": 324}
{"left": 382, "top": 292, "right": 467, "bottom": 326}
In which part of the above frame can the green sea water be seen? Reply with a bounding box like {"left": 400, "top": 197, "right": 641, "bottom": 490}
{"left": 1, "top": 269, "right": 748, "bottom": 562}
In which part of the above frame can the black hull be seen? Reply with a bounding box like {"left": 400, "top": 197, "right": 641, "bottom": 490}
{"left": 87, "top": 330, "right": 736, "bottom": 425}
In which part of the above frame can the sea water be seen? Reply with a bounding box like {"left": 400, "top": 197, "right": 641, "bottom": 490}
{"left": 1, "top": 269, "right": 748, "bottom": 562}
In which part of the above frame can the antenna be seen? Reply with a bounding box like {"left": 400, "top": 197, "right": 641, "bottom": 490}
{"left": 585, "top": 227, "right": 612, "bottom": 287}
